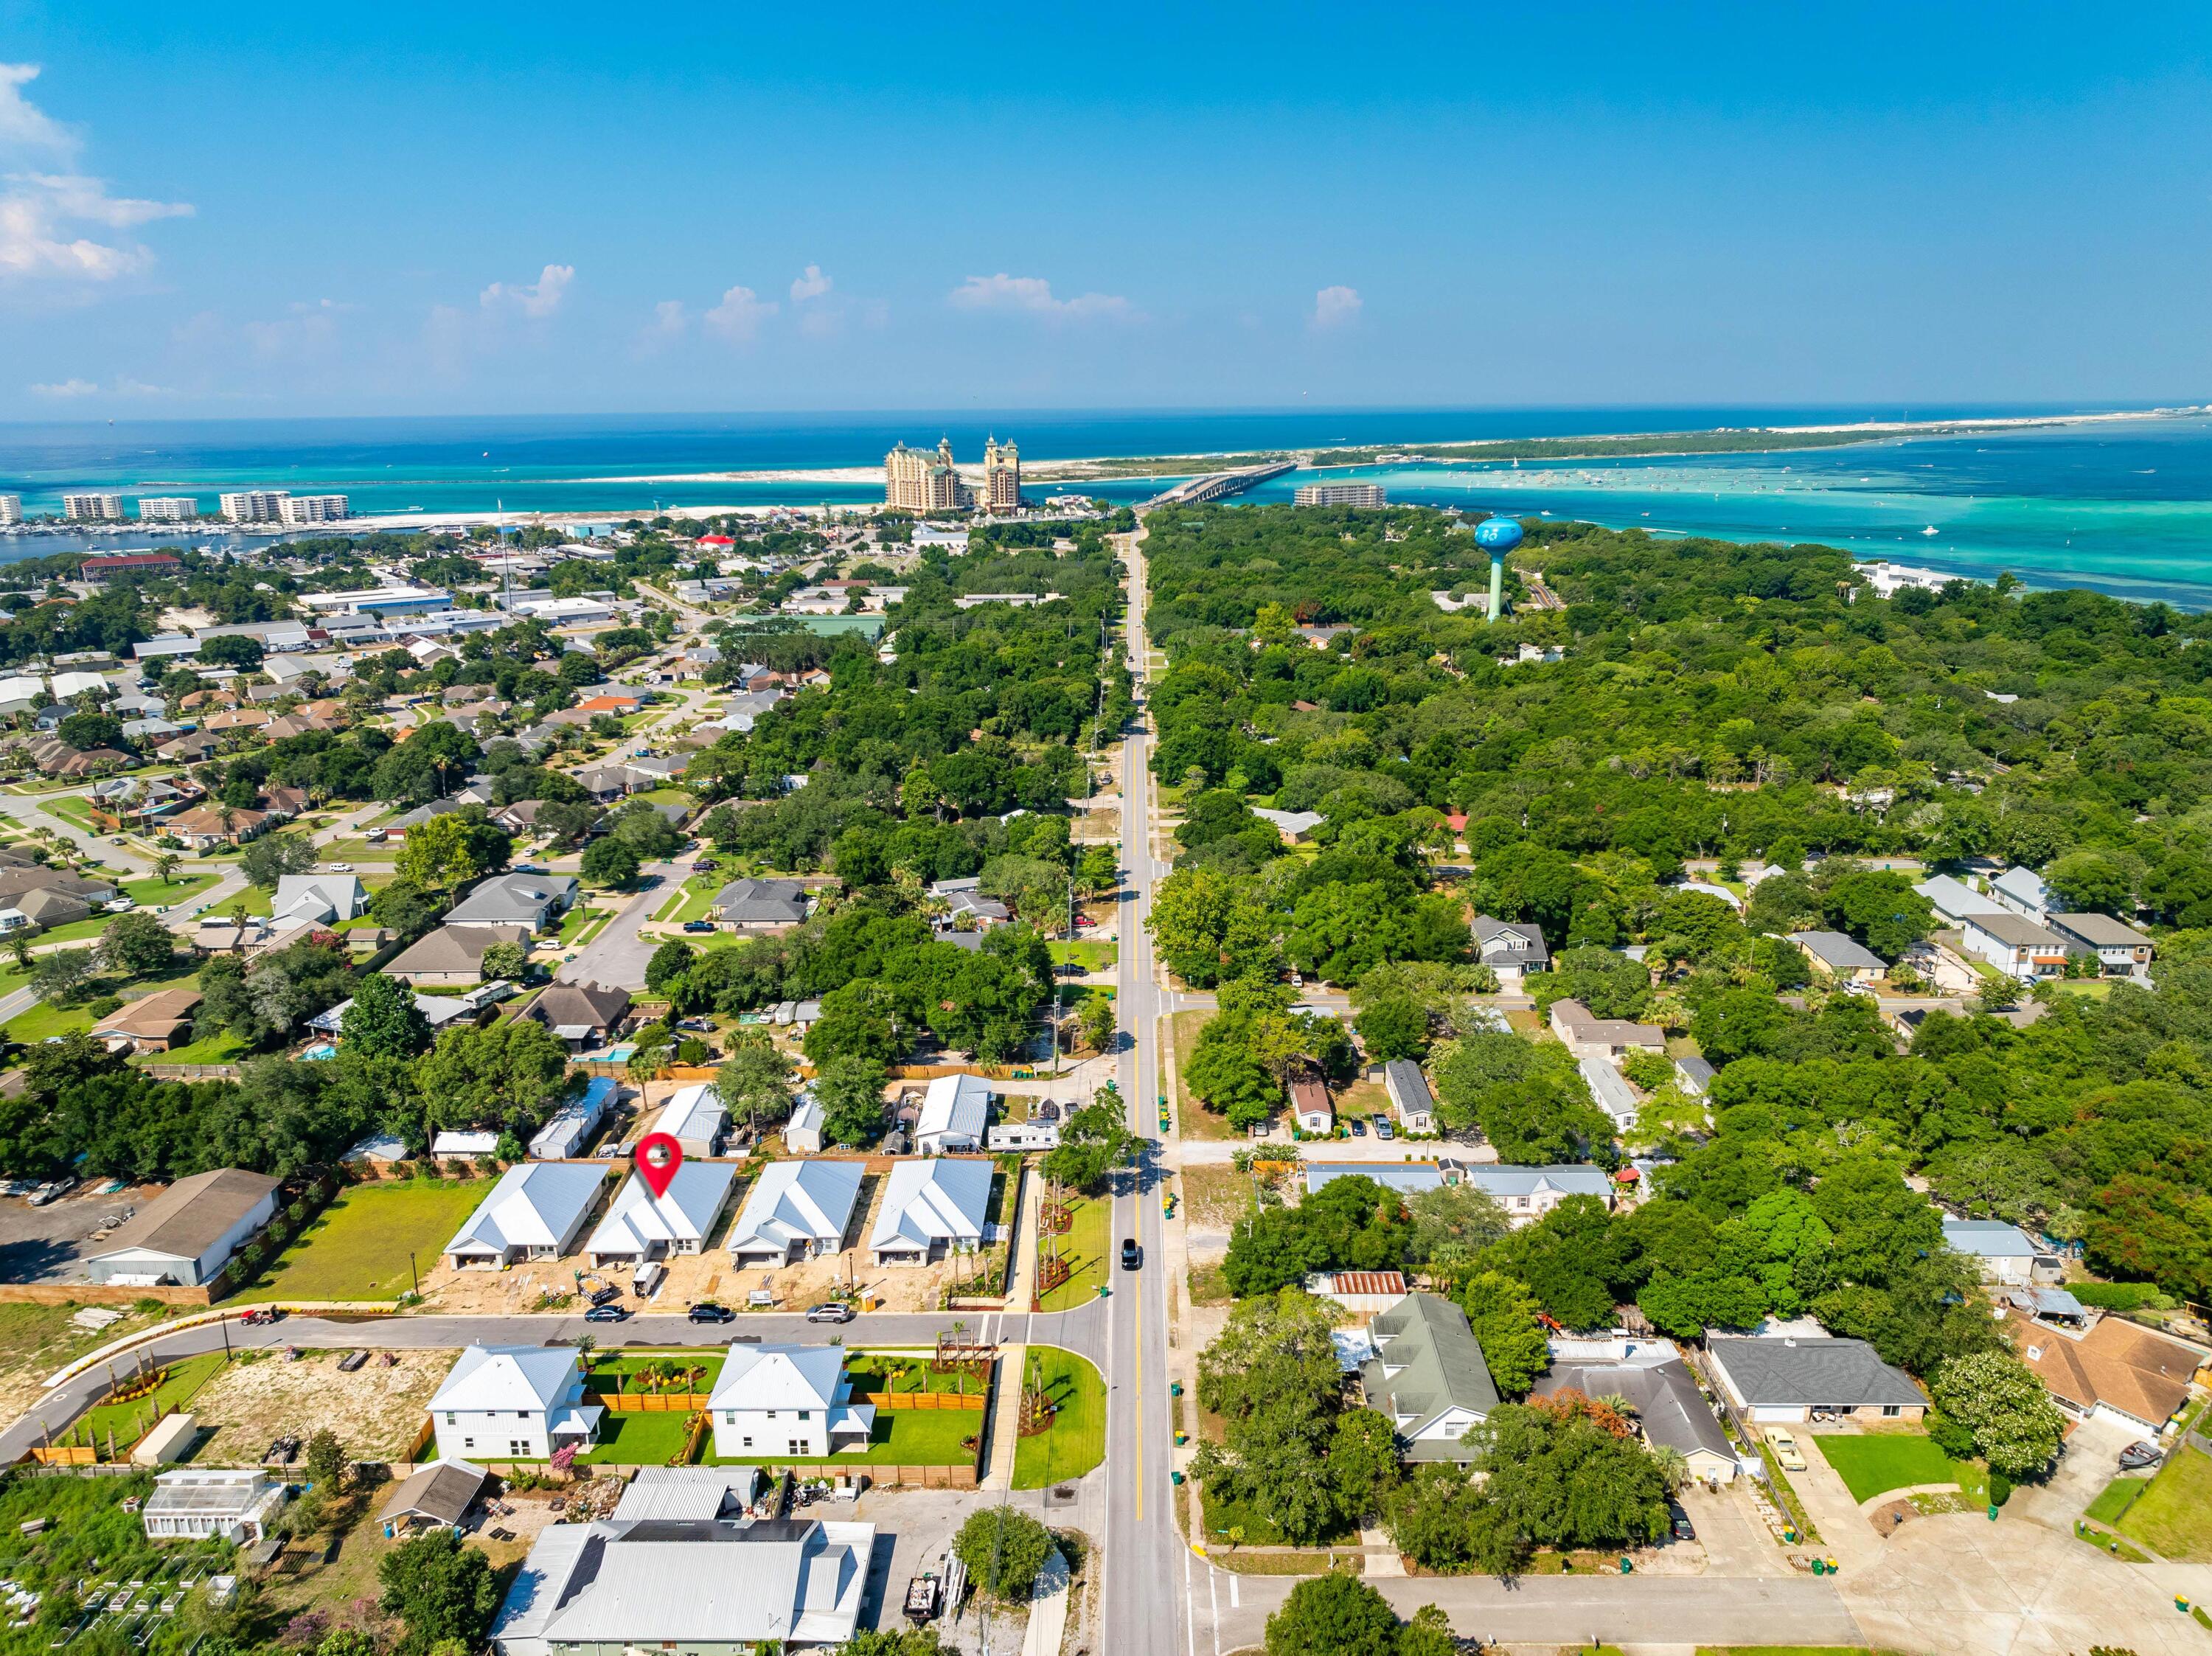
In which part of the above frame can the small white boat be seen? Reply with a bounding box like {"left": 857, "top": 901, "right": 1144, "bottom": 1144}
{"left": 1921, "top": 526, "right": 1938, "bottom": 535}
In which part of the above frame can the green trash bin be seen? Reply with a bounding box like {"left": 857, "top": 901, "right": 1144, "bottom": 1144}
{"left": 1618, "top": 1557, "right": 1632, "bottom": 1574}
{"left": 1811, "top": 1559, "right": 1825, "bottom": 1576}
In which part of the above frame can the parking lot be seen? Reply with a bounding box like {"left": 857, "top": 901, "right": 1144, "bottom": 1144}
{"left": 0, "top": 1181, "right": 162, "bottom": 1284}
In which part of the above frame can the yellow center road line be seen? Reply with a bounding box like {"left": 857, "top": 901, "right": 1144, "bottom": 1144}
{"left": 1133, "top": 1266, "right": 1144, "bottom": 1523}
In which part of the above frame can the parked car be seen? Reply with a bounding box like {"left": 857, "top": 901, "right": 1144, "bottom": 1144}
{"left": 1762, "top": 1427, "right": 1807, "bottom": 1471}
{"left": 1347, "top": 1118, "right": 1366, "bottom": 1137}
{"left": 27, "top": 1177, "right": 76, "bottom": 1207}
{"left": 805, "top": 1302, "right": 855, "bottom": 1324}
{"left": 588, "top": 1284, "right": 623, "bottom": 1307}
{"left": 239, "top": 1307, "right": 284, "bottom": 1327}
{"left": 1075, "top": 914, "right": 1096, "bottom": 929}
{"left": 687, "top": 1302, "right": 734, "bottom": 1324}
{"left": 1371, "top": 1114, "right": 1394, "bottom": 1141}
{"left": 1121, "top": 1238, "right": 1141, "bottom": 1270}
{"left": 1670, "top": 1510, "right": 1695, "bottom": 1541}
{"left": 584, "top": 1304, "right": 630, "bottom": 1323}
{"left": 326, "top": 861, "right": 354, "bottom": 873}
{"left": 2118, "top": 1440, "right": 2163, "bottom": 1471}
{"left": 682, "top": 920, "right": 715, "bottom": 934}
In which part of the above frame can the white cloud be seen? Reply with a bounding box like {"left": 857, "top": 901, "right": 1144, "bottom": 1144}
{"left": 947, "top": 273, "right": 1131, "bottom": 321}
{"left": 790, "top": 264, "right": 832, "bottom": 304}
{"left": 26, "top": 375, "right": 171, "bottom": 399}
{"left": 0, "top": 64, "right": 72, "bottom": 155}
{"left": 650, "top": 299, "right": 687, "bottom": 334}
{"left": 243, "top": 298, "right": 345, "bottom": 358}
{"left": 1311, "top": 285, "right": 1363, "bottom": 329}
{"left": 704, "top": 284, "right": 776, "bottom": 341}
{"left": 0, "top": 68, "right": 191, "bottom": 285}
{"left": 479, "top": 262, "right": 572, "bottom": 319}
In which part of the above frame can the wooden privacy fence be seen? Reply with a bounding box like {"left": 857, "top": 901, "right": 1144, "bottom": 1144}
{"left": 859, "top": 1392, "right": 986, "bottom": 1411}
{"left": 583, "top": 1391, "right": 710, "bottom": 1413}
{"left": 27, "top": 1445, "right": 99, "bottom": 1467}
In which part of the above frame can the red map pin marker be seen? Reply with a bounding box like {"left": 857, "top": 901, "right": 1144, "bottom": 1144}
{"left": 635, "top": 1133, "right": 683, "bottom": 1200}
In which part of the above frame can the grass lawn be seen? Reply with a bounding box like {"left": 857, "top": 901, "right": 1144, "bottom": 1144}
{"left": 577, "top": 1410, "right": 700, "bottom": 1467}
{"left": 122, "top": 872, "right": 220, "bottom": 908}
{"left": 1037, "top": 1193, "right": 1112, "bottom": 1312}
{"left": 1047, "top": 939, "right": 1119, "bottom": 971}
{"left": 4, "top": 966, "right": 201, "bottom": 1045}
{"left": 583, "top": 1351, "right": 724, "bottom": 1394}
{"left": 1012, "top": 1346, "right": 1105, "bottom": 1489}
{"left": 846, "top": 1351, "right": 991, "bottom": 1399}
{"left": 232, "top": 1179, "right": 490, "bottom": 1303}
{"left": 60, "top": 1351, "right": 228, "bottom": 1452}
{"left": 633, "top": 787, "right": 697, "bottom": 811}
{"left": 1810, "top": 1430, "right": 1986, "bottom": 1503}
{"left": 653, "top": 873, "right": 722, "bottom": 925}
{"left": 568, "top": 907, "right": 618, "bottom": 946}
{"left": 2084, "top": 1476, "right": 2149, "bottom": 1527}
{"left": 2116, "top": 1437, "right": 2212, "bottom": 1560}
{"left": 714, "top": 1406, "right": 979, "bottom": 1467}
{"left": 134, "top": 1029, "right": 245, "bottom": 1066}
{"left": 1168, "top": 1009, "right": 1241, "bottom": 1141}
{"left": 1199, "top": 1483, "right": 1357, "bottom": 1548}
{"left": 41, "top": 796, "right": 97, "bottom": 832}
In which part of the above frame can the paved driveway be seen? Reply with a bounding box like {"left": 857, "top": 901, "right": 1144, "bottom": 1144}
{"left": 554, "top": 860, "right": 682, "bottom": 990}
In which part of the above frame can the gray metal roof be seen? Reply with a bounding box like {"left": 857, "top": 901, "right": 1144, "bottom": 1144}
{"left": 611, "top": 1467, "right": 764, "bottom": 1522}
{"left": 1706, "top": 1336, "right": 1924, "bottom": 1409}
{"left": 1787, "top": 930, "right": 1887, "bottom": 971}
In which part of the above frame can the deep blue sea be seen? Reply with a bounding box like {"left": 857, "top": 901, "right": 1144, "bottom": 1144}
{"left": 5, "top": 404, "right": 2212, "bottom": 606}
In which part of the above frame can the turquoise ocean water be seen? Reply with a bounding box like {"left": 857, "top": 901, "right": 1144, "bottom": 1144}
{"left": 4, "top": 406, "right": 2211, "bottom": 605}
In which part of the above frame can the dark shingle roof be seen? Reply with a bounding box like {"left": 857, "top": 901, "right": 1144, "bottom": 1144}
{"left": 1707, "top": 1336, "right": 1924, "bottom": 1410}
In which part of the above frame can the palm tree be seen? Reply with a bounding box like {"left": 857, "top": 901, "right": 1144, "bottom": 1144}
{"left": 155, "top": 852, "right": 180, "bottom": 887}
{"left": 7, "top": 934, "right": 31, "bottom": 973}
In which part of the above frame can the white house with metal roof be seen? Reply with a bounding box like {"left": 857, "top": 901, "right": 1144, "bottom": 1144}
{"left": 727, "top": 1161, "right": 864, "bottom": 1265}
{"left": 1579, "top": 1057, "right": 1641, "bottom": 1132}
{"left": 1915, "top": 874, "right": 2007, "bottom": 928}
{"left": 430, "top": 1345, "right": 601, "bottom": 1461}
{"left": 1940, "top": 1217, "right": 2048, "bottom": 1287}
{"left": 1458, "top": 1163, "right": 1615, "bottom": 1225}
{"left": 709, "top": 1344, "right": 876, "bottom": 1459}
{"left": 869, "top": 1158, "right": 992, "bottom": 1265}
{"left": 585, "top": 1162, "right": 738, "bottom": 1268}
{"left": 655, "top": 1082, "right": 728, "bottom": 1157}
{"left": 443, "top": 1161, "right": 608, "bottom": 1268}
{"left": 914, "top": 1073, "right": 990, "bottom": 1155}
{"left": 1989, "top": 866, "right": 2055, "bottom": 923}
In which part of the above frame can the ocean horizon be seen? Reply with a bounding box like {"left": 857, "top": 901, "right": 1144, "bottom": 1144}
{"left": 7, "top": 403, "right": 2212, "bottom": 607}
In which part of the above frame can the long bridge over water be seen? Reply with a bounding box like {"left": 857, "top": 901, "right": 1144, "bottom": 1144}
{"left": 1138, "top": 457, "right": 1296, "bottom": 508}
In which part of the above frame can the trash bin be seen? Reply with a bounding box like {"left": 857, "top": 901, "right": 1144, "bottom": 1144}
{"left": 1810, "top": 1559, "right": 1825, "bottom": 1576}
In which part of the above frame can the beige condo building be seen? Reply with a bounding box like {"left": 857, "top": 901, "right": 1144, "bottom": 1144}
{"left": 885, "top": 438, "right": 971, "bottom": 512}
{"left": 983, "top": 436, "right": 1020, "bottom": 511}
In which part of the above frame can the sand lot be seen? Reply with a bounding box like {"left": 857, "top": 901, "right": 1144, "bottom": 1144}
{"left": 185, "top": 1347, "right": 453, "bottom": 1463}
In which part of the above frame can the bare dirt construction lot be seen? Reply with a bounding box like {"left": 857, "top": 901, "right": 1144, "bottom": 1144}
{"left": 185, "top": 1347, "right": 453, "bottom": 1463}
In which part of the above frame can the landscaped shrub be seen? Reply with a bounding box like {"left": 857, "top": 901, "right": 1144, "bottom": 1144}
{"left": 2070, "top": 1282, "right": 2172, "bottom": 1313}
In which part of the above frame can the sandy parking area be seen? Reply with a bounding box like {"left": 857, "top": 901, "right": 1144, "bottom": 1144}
{"left": 187, "top": 1347, "right": 453, "bottom": 1463}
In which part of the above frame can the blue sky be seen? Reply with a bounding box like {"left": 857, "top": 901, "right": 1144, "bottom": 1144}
{"left": 2, "top": 1, "right": 2209, "bottom": 418}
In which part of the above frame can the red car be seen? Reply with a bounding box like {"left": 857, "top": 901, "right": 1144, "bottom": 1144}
{"left": 240, "top": 1308, "right": 283, "bottom": 1327}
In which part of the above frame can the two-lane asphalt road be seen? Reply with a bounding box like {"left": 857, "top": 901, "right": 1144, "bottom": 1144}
{"left": 1101, "top": 521, "right": 1189, "bottom": 1656}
